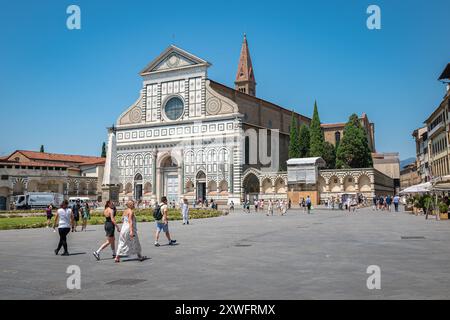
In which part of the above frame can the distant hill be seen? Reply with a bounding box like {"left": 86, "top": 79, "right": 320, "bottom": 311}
{"left": 400, "top": 157, "right": 416, "bottom": 169}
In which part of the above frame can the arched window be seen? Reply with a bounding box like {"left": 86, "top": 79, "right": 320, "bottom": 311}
{"left": 196, "top": 150, "right": 205, "bottom": 163}
{"left": 207, "top": 150, "right": 216, "bottom": 162}
{"left": 335, "top": 131, "right": 341, "bottom": 144}
{"left": 218, "top": 149, "right": 229, "bottom": 163}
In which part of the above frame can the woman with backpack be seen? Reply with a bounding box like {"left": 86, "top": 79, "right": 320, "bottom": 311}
{"left": 93, "top": 200, "right": 120, "bottom": 261}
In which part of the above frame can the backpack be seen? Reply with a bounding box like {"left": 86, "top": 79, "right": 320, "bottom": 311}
{"left": 153, "top": 203, "right": 163, "bottom": 221}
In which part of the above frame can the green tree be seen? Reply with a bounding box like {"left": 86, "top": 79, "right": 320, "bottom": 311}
{"left": 335, "top": 114, "right": 373, "bottom": 168}
{"left": 309, "top": 101, "right": 325, "bottom": 157}
{"left": 288, "top": 112, "right": 300, "bottom": 159}
{"left": 322, "top": 142, "right": 336, "bottom": 169}
{"left": 40, "top": 145, "right": 45, "bottom": 153}
{"left": 101, "top": 142, "right": 107, "bottom": 158}
{"left": 298, "top": 124, "right": 310, "bottom": 157}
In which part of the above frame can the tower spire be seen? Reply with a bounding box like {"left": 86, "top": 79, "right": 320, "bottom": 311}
{"left": 235, "top": 34, "right": 256, "bottom": 96}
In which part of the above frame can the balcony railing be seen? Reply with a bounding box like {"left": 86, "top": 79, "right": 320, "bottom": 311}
{"left": 428, "top": 121, "right": 445, "bottom": 138}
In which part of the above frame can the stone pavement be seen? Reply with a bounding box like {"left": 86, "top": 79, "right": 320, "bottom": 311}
{"left": 1, "top": 207, "right": 450, "bottom": 299}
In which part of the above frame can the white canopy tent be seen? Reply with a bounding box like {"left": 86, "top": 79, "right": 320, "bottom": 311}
{"left": 399, "top": 182, "right": 432, "bottom": 194}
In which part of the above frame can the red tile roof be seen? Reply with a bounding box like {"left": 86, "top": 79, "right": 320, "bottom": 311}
{"left": 13, "top": 150, "right": 105, "bottom": 165}
{"left": 0, "top": 160, "right": 69, "bottom": 168}
{"left": 321, "top": 122, "right": 345, "bottom": 128}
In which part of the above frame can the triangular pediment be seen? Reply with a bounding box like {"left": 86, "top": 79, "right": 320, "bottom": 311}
{"left": 140, "top": 45, "right": 210, "bottom": 75}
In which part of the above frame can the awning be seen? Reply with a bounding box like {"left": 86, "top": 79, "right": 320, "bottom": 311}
{"left": 432, "top": 182, "right": 450, "bottom": 191}
{"left": 399, "top": 182, "right": 432, "bottom": 194}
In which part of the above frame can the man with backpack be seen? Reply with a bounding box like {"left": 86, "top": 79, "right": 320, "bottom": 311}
{"left": 71, "top": 200, "right": 81, "bottom": 232}
{"left": 306, "top": 195, "right": 312, "bottom": 214}
{"left": 154, "top": 196, "right": 176, "bottom": 247}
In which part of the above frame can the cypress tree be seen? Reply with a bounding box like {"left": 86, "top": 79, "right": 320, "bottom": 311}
{"left": 101, "top": 142, "right": 107, "bottom": 158}
{"left": 309, "top": 101, "right": 325, "bottom": 157}
{"left": 322, "top": 142, "right": 336, "bottom": 169}
{"left": 40, "top": 145, "right": 45, "bottom": 153}
{"left": 288, "top": 112, "right": 300, "bottom": 159}
{"left": 299, "top": 124, "right": 310, "bottom": 157}
{"left": 336, "top": 114, "right": 373, "bottom": 168}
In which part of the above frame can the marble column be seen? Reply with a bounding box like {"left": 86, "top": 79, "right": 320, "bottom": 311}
{"left": 152, "top": 151, "right": 157, "bottom": 202}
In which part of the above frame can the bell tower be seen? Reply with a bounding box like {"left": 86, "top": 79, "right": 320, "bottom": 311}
{"left": 235, "top": 34, "right": 256, "bottom": 96}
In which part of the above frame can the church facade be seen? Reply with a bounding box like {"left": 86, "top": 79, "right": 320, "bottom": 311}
{"left": 111, "top": 36, "right": 310, "bottom": 204}
{"left": 107, "top": 36, "right": 394, "bottom": 206}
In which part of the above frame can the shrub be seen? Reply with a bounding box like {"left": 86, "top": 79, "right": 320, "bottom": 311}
{"left": 439, "top": 202, "right": 448, "bottom": 213}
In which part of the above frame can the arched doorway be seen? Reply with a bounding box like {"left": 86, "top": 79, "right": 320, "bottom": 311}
{"left": 0, "top": 187, "right": 10, "bottom": 211}
{"left": 358, "top": 175, "right": 371, "bottom": 192}
{"left": 196, "top": 171, "right": 206, "bottom": 201}
{"left": 274, "top": 178, "right": 286, "bottom": 193}
{"left": 13, "top": 180, "right": 25, "bottom": 196}
{"left": 344, "top": 176, "right": 356, "bottom": 192}
{"left": 134, "top": 173, "right": 143, "bottom": 201}
{"left": 329, "top": 176, "right": 341, "bottom": 192}
{"left": 160, "top": 156, "right": 179, "bottom": 204}
{"left": 243, "top": 173, "right": 260, "bottom": 201}
{"left": 219, "top": 180, "right": 228, "bottom": 195}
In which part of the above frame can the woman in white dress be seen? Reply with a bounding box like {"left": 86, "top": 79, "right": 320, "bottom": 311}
{"left": 114, "top": 200, "right": 146, "bottom": 263}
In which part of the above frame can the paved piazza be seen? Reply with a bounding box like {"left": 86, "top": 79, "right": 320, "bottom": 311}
{"left": 1, "top": 207, "right": 450, "bottom": 300}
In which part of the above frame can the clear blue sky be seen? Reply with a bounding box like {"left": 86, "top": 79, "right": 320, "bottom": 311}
{"left": 0, "top": 0, "right": 449, "bottom": 160}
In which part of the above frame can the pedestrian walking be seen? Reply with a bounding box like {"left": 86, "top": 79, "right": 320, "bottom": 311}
{"left": 154, "top": 196, "right": 177, "bottom": 247}
{"left": 53, "top": 200, "right": 74, "bottom": 256}
{"left": 281, "top": 200, "right": 287, "bottom": 215}
{"left": 386, "top": 195, "right": 392, "bottom": 212}
{"left": 301, "top": 198, "right": 306, "bottom": 213}
{"left": 229, "top": 200, "right": 234, "bottom": 212}
{"left": 81, "top": 202, "right": 90, "bottom": 231}
{"left": 45, "top": 204, "right": 53, "bottom": 228}
{"left": 306, "top": 196, "right": 312, "bottom": 214}
{"left": 71, "top": 200, "right": 81, "bottom": 232}
{"left": 350, "top": 197, "right": 358, "bottom": 212}
{"left": 182, "top": 198, "right": 189, "bottom": 225}
{"left": 393, "top": 194, "right": 400, "bottom": 212}
{"left": 114, "top": 200, "right": 146, "bottom": 263}
{"left": 93, "top": 200, "right": 120, "bottom": 261}
{"left": 267, "top": 199, "right": 274, "bottom": 216}
{"left": 379, "top": 196, "right": 385, "bottom": 211}
{"left": 245, "top": 200, "right": 250, "bottom": 213}
{"left": 372, "top": 196, "right": 378, "bottom": 211}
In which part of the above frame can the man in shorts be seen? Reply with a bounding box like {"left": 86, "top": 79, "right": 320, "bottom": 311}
{"left": 154, "top": 196, "right": 176, "bottom": 247}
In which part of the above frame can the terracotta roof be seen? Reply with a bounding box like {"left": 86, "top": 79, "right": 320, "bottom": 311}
{"left": 321, "top": 122, "right": 345, "bottom": 128}
{"left": 12, "top": 150, "right": 105, "bottom": 165}
{"left": 321, "top": 114, "right": 370, "bottom": 128}
{"left": 0, "top": 160, "right": 68, "bottom": 168}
